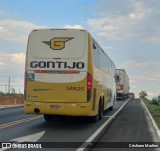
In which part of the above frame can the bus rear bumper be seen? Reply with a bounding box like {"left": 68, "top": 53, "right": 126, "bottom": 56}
{"left": 24, "top": 101, "right": 95, "bottom": 116}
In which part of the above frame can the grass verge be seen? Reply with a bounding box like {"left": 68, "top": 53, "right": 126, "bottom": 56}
{"left": 143, "top": 97, "right": 160, "bottom": 129}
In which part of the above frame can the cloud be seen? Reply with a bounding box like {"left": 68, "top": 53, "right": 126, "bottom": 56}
{"left": 119, "top": 60, "right": 160, "bottom": 81}
{"left": 0, "top": 19, "right": 85, "bottom": 43}
{"left": 63, "top": 25, "right": 83, "bottom": 29}
{"left": 0, "top": 61, "right": 3, "bottom": 65}
{"left": 146, "top": 91, "right": 155, "bottom": 97}
{"left": 10, "top": 53, "right": 25, "bottom": 64}
{"left": 87, "top": 0, "right": 160, "bottom": 44}
{"left": 0, "top": 51, "right": 25, "bottom": 92}
{"left": 0, "top": 19, "right": 46, "bottom": 43}
{"left": 0, "top": 52, "right": 25, "bottom": 69}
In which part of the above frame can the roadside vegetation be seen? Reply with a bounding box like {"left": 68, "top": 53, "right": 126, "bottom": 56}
{"left": 0, "top": 88, "right": 24, "bottom": 97}
{"left": 140, "top": 91, "right": 160, "bottom": 129}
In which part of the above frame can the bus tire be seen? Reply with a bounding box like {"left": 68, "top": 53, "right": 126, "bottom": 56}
{"left": 44, "top": 114, "right": 52, "bottom": 121}
{"left": 98, "top": 100, "right": 103, "bottom": 120}
{"left": 90, "top": 100, "right": 103, "bottom": 122}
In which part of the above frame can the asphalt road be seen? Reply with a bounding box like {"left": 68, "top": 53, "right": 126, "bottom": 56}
{"left": 0, "top": 100, "right": 125, "bottom": 151}
{"left": 0, "top": 99, "right": 159, "bottom": 151}
{"left": 91, "top": 99, "right": 160, "bottom": 151}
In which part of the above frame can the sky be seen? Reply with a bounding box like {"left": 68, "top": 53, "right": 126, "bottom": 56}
{"left": 0, "top": 0, "right": 160, "bottom": 99}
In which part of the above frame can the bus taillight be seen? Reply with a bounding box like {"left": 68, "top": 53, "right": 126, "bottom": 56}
{"left": 87, "top": 73, "right": 92, "bottom": 89}
{"left": 87, "top": 73, "right": 92, "bottom": 101}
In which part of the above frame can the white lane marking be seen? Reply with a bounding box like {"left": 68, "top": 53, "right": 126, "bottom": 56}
{"left": 11, "top": 131, "right": 45, "bottom": 142}
{"left": 0, "top": 108, "right": 23, "bottom": 113}
{"left": 140, "top": 98, "right": 160, "bottom": 140}
{"left": 103, "top": 116, "right": 112, "bottom": 118}
{"left": 0, "top": 131, "right": 45, "bottom": 151}
{"left": 76, "top": 99, "right": 131, "bottom": 151}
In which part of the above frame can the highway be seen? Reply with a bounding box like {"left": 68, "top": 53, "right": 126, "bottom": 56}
{"left": 0, "top": 99, "right": 159, "bottom": 151}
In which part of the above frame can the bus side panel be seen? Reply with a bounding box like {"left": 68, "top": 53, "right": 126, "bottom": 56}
{"left": 92, "top": 37, "right": 116, "bottom": 113}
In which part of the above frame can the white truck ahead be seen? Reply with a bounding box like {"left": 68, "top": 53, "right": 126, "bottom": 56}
{"left": 116, "top": 69, "right": 129, "bottom": 100}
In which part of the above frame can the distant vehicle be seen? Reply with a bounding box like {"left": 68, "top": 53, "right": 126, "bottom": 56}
{"left": 24, "top": 28, "right": 117, "bottom": 122}
{"left": 128, "top": 93, "right": 135, "bottom": 98}
{"left": 116, "top": 69, "right": 129, "bottom": 100}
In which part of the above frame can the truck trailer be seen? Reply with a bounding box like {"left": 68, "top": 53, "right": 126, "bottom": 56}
{"left": 116, "top": 69, "right": 129, "bottom": 100}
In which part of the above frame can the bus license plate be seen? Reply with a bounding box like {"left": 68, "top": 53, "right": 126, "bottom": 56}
{"left": 50, "top": 105, "right": 61, "bottom": 109}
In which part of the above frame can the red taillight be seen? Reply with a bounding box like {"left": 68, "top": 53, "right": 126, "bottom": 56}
{"left": 87, "top": 73, "right": 92, "bottom": 101}
{"left": 87, "top": 73, "right": 92, "bottom": 90}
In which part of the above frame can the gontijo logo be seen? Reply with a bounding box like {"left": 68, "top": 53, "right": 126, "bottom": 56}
{"left": 42, "top": 37, "right": 73, "bottom": 50}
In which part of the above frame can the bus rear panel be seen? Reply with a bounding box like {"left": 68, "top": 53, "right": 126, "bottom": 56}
{"left": 24, "top": 29, "right": 93, "bottom": 116}
{"left": 24, "top": 28, "right": 116, "bottom": 121}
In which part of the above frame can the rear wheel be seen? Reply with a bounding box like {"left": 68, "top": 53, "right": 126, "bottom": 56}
{"left": 98, "top": 100, "right": 103, "bottom": 120}
{"left": 91, "top": 100, "right": 103, "bottom": 122}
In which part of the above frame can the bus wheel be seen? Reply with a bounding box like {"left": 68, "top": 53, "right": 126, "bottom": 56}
{"left": 98, "top": 101, "right": 103, "bottom": 120}
{"left": 90, "top": 100, "right": 103, "bottom": 122}
{"left": 44, "top": 114, "right": 52, "bottom": 121}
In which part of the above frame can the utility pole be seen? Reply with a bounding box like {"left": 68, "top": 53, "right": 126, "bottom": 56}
{"left": 8, "top": 77, "right": 10, "bottom": 93}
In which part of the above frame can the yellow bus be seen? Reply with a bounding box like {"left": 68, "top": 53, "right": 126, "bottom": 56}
{"left": 24, "top": 28, "right": 116, "bottom": 122}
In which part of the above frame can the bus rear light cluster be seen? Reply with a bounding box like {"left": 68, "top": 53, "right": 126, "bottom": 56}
{"left": 87, "top": 73, "right": 92, "bottom": 101}
{"left": 87, "top": 73, "right": 92, "bottom": 90}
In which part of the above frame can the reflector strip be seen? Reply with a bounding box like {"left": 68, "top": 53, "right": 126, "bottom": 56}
{"left": 34, "top": 70, "right": 48, "bottom": 73}
{"left": 53, "top": 58, "right": 61, "bottom": 59}
{"left": 34, "top": 70, "right": 80, "bottom": 74}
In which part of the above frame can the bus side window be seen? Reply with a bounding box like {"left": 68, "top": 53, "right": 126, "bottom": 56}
{"left": 93, "top": 43, "right": 96, "bottom": 49}
{"left": 93, "top": 42, "right": 99, "bottom": 68}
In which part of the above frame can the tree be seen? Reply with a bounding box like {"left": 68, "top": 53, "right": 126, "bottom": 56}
{"left": 139, "top": 91, "right": 148, "bottom": 98}
{"left": 10, "top": 88, "right": 16, "bottom": 95}
{"left": 0, "top": 91, "right": 4, "bottom": 96}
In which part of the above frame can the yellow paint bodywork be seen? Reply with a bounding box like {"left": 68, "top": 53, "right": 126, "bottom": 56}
{"left": 24, "top": 101, "right": 93, "bottom": 116}
{"left": 24, "top": 31, "right": 114, "bottom": 117}
{"left": 25, "top": 77, "right": 87, "bottom": 103}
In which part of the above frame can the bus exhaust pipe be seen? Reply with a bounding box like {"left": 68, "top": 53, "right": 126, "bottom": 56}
{"left": 34, "top": 108, "right": 40, "bottom": 113}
